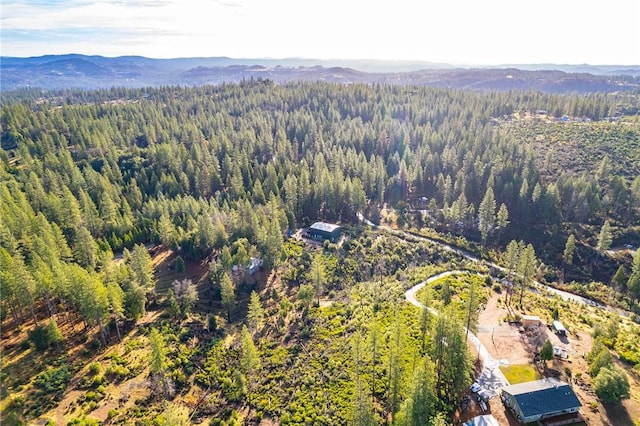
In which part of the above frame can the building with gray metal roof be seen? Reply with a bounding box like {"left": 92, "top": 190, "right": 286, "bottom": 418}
{"left": 308, "top": 222, "right": 342, "bottom": 242}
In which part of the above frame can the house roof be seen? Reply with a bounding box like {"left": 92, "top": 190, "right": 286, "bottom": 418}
{"left": 502, "top": 378, "right": 581, "bottom": 418}
{"left": 309, "top": 222, "right": 341, "bottom": 233}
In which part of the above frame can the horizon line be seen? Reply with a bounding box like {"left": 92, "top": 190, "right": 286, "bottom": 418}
{"left": 2, "top": 53, "right": 639, "bottom": 68}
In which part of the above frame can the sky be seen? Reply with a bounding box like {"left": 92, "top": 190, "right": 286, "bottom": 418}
{"left": 1, "top": 0, "right": 639, "bottom": 65}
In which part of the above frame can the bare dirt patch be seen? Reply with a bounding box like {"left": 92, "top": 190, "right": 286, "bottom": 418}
{"left": 476, "top": 294, "right": 531, "bottom": 365}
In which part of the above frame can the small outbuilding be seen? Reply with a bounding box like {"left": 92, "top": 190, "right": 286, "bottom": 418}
{"left": 248, "top": 257, "right": 263, "bottom": 275}
{"left": 231, "top": 257, "right": 263, "bottom": 275}
{"left": 553, "top": 345, "right": 568, "bottom": 359}
{"left": 522, "top": 315, "right": 541, "bottom": 328}
{"left": 464, "top": 415, "right": 499, "bottom": 426}
{"left": 308, "top": 222, "right": 342, "bottom": 242}
{"left": 501, "top": 377, "right": 581, "bottom": 424}
{"left": 553, "top": 320, "right": 567, "bottom": 336}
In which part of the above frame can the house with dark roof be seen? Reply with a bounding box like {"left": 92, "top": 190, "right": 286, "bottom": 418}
{"left": 308, "top": 222, "right": 342, "bottom": 242}
{"left": 501, "top": 378, "right": 582, "bottom": 424}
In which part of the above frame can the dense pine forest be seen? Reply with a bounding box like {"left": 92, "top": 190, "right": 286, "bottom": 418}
{"left": 1, "top": 82, "right": 640, "bottom": 425}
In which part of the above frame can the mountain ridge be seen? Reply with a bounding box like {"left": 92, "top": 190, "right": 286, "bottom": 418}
{"left": 2, "top": 54, "right": 639, "bottom": 92}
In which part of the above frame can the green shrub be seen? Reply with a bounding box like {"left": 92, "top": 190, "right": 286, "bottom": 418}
{"left": 88, "top": 362, "right": 102, "bottom": 375}
{"left": 106, "top": 364, "right": 130, "bottom": 380}
{"left": 589, "top": 349, "right": 613, "bottom": 377}
{"left": 565, "top": 367, "right": 572, "bottom": 379}
{"left": 88, "top": 339, "right": 101, "bottom": 351}
{"left": 28, "top": 325, "right": 52, "bottom": 351}
{"left": 171, "top": 369, "right": 187, "bottom": 388}
{"left": 619, "top": 350, "right": 640, "bottom": 366}
{"left": 123, "top": 337, "right": 143, "bottom": 353}
{"left": 91, "top": 375, "right": 107, "bottom": 388}
{"left": 594, "top": 366, "right": 630, "bottom": 404}
{"left": 208, "top": 314, "right": 217, "bottom": 332}
{"left": 27, "top": 320, "right": 64, "bottom": 352}
{"left": 33, "top": 365, "right": 71, "bottom": 397}
{"left": 83, "top": 388, "right": 105, "bottom": 404}
{"left": 221, "top": 371, "right": 246, "bottom": 402}
{"left": 9, "top": 396, "right": 25, "bottom": 409}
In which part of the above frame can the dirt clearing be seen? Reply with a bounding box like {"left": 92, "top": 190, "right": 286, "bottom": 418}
{"left": 476, "top": 294, "right": 531, "bottom": 365}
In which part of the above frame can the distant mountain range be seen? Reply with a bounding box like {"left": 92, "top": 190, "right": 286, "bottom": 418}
{"left": 1, "top": 54, "right": 639, "bottom": 92}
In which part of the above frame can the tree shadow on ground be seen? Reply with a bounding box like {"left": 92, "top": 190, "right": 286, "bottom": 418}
{"left": 603, "top": 403, "right": 635, "bottom": 426}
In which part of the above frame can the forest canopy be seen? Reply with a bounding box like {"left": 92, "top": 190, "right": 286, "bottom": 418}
{"left": 1, "top": 81, "right": 639, "bottom": 424}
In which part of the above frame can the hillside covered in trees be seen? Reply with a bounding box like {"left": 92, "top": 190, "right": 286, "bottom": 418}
{"left": 1, "top": 82, "right": 639, "bottom": 424}
{"left": 2, "top": 54, "right": 640, "bottom": 92}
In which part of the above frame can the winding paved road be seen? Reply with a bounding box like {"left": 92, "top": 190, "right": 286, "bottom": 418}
{"left": 358, "top": 212, "right": 613, "bottom": 311}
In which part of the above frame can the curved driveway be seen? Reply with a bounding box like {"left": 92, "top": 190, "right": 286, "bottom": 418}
{"left": 404, "top": 270, "right": 509, "bottom": 397}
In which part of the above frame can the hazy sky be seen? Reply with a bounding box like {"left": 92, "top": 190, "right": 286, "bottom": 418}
{"left": 2, "top": 0, "right": 639, "bottom": 65}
